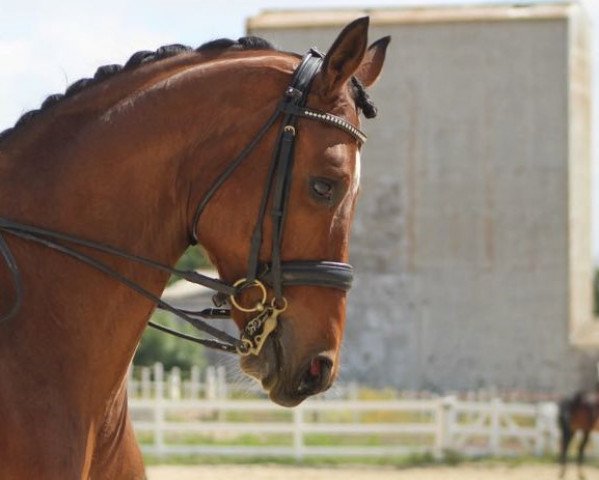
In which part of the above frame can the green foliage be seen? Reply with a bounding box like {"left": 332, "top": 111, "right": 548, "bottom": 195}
{"left": 442, "top": 449, "right": 464, "bottom": 466}
{"left": 170, "top": 246, "right": 212, "bottom": 280}
{"left": 142, "top": 451, "right": 438, "bottom": 467}
{"left": 134, "top": 311, "right": 207, "bottom": 371}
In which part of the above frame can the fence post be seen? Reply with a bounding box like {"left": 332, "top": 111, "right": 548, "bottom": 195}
{"left": 293, "top": 406, "right": 304, "bottom": 461}
{"left": 435, "top": 396, "right": 456, "bottom": 459}
{"left": 534, "top": 402, "right": 545, "bottom": 455}
{"left": 153, "top": 362, "right": 165, "bottom": 458}
{"left": 190, "top": 365, "right": 200, "bottom": 398}
{"left": 490, "top": 397, "right": 501, "bottom": 455}
{"left": 536, "top": 402, "right": 558, "bottom": 456}
{"left": 206, "top": 366, "right": 216, "bottom": 400}
{"left": 169, "top": 367, "right": 181, "bottom": 400}
{"left": 141, "top": 366, "right": 151, "bottom": 399}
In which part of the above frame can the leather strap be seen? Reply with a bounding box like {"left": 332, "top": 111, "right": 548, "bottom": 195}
{"left": 260, "top": 261, "right": 353, "bottom": 291}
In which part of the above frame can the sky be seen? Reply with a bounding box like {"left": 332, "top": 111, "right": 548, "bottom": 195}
{"left": 2, "top": 0, "right": 599, "bottom": 259}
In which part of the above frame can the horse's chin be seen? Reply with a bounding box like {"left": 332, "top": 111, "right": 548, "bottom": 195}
{"left": 239, "top": 335, "right": 279, "bottom": 389}
{"left": 239, "top": 332, "right": 308, "bottom": 408}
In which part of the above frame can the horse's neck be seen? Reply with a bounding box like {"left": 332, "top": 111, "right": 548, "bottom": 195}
{"left": 0, "top": 131, "right": 188, "bottom": 409}
{"left": 4, "top": 53, "right": 288, "bottom": 252}
{"left": 0, "top": 53, "right": 290, "bottom": 407}
{"left": 1, "top": 57, "right": 208, "bottom": 258}
{"left": 2, "top": 52, "right": 293, "bottom": 409}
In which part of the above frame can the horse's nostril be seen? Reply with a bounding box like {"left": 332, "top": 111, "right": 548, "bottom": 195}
{"left": 297, "top": 355, "right": 333, "bottom": 397}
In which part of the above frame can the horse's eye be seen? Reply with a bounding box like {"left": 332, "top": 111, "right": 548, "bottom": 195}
{"left": 311, "top": 178, "right": 334, "bottom": 200}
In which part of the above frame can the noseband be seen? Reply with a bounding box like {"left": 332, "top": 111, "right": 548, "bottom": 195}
{"left": 0, "top": 50, "right": 365, "bottom": 355}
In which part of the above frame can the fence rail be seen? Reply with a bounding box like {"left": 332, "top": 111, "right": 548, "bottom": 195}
{"left": 128, "top": 363, "right": 359, "bottom": 401}
{"left": 128, "top": 363, "right": 566, "bottom": 460}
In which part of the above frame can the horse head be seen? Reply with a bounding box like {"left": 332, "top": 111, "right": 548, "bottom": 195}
{"left": 195, "top": 18, "right": 389, "bottom": 406}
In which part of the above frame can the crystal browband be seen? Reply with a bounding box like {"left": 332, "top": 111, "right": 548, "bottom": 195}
{"left": 279, "top": 104, "right": 367, "bottom": 144}
{"left": 299, "top": 108, "right": 367, "bottom": 144}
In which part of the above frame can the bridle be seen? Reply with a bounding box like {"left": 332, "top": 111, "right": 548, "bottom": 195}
{"left": 0, "top": 49, "right": 366, "bottom": 355}
{"left": 0, "top": 50, "right": 366, "bottom": 354}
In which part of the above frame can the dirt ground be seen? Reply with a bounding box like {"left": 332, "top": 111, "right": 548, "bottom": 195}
{"left": 147, "top": 463, "right": 599, "bottom": 480}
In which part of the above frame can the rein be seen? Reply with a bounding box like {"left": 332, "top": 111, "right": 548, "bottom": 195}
{"left": 0, "top": 50, "right": 365, "bottom": 355}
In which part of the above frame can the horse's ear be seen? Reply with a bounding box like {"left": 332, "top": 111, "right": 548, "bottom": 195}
{"left": 319, "top": 17, "right": 369, "bottom": 98}
{"left": 354, "top": 36, "right": 390, "bottom": 87}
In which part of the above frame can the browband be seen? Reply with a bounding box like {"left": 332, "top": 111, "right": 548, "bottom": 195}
{"left": 279, "top": 104, "right": 367, "bottom": 145}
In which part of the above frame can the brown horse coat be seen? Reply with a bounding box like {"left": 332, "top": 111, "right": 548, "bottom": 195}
{"left": 0, "top": 19, "right": 388, "bottom": 479}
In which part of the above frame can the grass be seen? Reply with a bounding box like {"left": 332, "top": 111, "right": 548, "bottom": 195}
{"left": 137, "top": 429, "right": 437, "bottom": 449}
{"left": 304, "top": 433, "right": 435, "bottom": 447}
{"left": 143, "top": 453, "right": 599, "bottom": 470}
{"left": 142, "top": 452, "right": 557, "bottom": 468}
{"left": 143, "top": 451, "right": 438, "bottom": 467}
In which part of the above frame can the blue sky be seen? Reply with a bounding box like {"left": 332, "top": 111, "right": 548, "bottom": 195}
{"left": 2, "top": 0, "right": 599, "bottom": 260}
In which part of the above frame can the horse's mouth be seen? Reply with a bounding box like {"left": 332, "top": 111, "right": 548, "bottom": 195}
{"left": 239, "top": 323, "right": 332, "bottom": 408}
{"left": 239, "top": 325, "right": 304, "bottom": 407}
{"left": 240, "top": 331, "right": 282, "bottom": 390}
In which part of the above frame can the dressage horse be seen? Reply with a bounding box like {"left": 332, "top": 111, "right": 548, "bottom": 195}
{"left": 559, "top": 388, "right": 599, "bottom": 479}
{"left": 0, "top": 17, "right": 388, "bottom": 479}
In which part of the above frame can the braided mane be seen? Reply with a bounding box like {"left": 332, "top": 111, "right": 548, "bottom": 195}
{"left": 0, "top": 37, "right": 274, "bottom": 142}
{"left": 0, "top": 35, "right": 376, "bottom": 142}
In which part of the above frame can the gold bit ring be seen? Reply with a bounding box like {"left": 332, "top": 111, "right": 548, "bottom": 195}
{"left": 271, "top": 297, "right": 288, "bottom": 312}
{"left": 230, "top": 279, "right": 267, "bottom": 313}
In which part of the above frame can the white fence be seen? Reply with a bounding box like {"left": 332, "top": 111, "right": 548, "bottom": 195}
{"left": 128, "top": 363, "right": 360, "bottom": 401}
{"left": 128, "top": 364, "right": 562, "bottom": 460}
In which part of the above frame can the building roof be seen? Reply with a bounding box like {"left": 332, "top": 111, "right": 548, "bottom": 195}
{"left": 247, "top": 2, "right": 580, "bottom": 31}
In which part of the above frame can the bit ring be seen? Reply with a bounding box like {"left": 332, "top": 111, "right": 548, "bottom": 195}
{"left": 230, "top": 279, "right": 267, "bottom": 313}
{"left": 271, "top": 297, "right": 288, "bottom": 312}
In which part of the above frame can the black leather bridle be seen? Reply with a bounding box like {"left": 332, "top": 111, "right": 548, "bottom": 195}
{"left": 0, "top": 50, "right": 366, "bottom": 355}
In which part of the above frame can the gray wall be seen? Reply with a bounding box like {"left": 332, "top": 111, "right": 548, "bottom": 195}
{"left": 249, "top": 4, "right": 598, "bottom": 394}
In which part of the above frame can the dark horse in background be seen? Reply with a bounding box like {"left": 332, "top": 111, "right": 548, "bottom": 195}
{"left": 559, "top": 386, "right": 599, "bottom": 479}
{"left": 0, "top": 17, "right": 388, "bottom": 479}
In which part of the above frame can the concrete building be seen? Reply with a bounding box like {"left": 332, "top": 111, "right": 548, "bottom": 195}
{"left": 247, "top": 2, "right": 599, "bottom": 394}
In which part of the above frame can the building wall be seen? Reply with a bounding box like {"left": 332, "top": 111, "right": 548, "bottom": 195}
{"left": 248, "top": 3, "right": 598, "bottom": 394}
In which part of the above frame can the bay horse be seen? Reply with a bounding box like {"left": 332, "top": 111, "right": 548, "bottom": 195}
{"left": 0, "top": 17, "right": 388, "bottom": 480}
{"left": 559, "top": 387, "right": 599, "bottom": 479}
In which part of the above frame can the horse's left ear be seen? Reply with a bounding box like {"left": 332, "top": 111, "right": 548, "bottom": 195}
{"left": 320, "top": 17, "right": 369, "bottom": 98}
{"left": 354, "top": 36, "right": 391, "bottom": 87}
